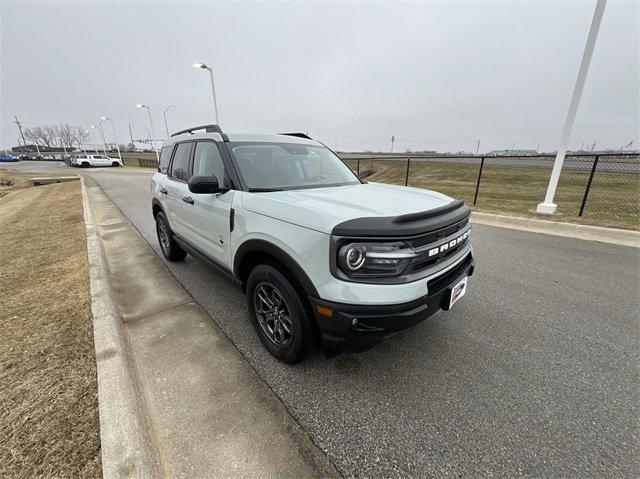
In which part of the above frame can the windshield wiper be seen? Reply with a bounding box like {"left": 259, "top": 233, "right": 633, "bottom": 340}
{"left": 247, "top": 187, "right": 283, "bottom": 192}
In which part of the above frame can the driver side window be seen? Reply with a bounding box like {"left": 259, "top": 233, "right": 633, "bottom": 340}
{"left": 192, "top": 141, "right": 226, "bottom": 187}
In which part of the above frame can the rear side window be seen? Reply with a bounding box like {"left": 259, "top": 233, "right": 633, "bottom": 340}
{"left": 192, "top": 142, "right": 226, "bottom": 186}
{"left": 158, "top": 146, "right": 173, "bottom": 174}
{"left": 169, "top": 142, "right": 193, "bottom": 181}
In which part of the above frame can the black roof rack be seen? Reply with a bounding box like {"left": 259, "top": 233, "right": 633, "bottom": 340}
{"left": 279, "top": 132, "right": 313, "bottom": 140}
{"left": 171, "top": 124, "right": 223, "bottom": 137}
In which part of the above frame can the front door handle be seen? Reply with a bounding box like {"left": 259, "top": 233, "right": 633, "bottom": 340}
{"left": 159, "top": 187, "right": 168, "bottom": 194}
{"left": 182, "top": 196, "right": 194, "bottom": 205}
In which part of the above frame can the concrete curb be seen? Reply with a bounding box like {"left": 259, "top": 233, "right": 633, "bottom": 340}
{"left": 471, "top": 211, "right": 640, "bottom": 248}
{"left": 81, "top": 177, "right": 161, "bottom": 478}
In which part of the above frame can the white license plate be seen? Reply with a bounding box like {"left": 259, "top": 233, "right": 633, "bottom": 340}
{"left": 449, "top": 276, "right": 468, "bottom": 309}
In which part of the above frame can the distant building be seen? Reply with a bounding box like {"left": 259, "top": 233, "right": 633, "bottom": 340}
{"left": 490, "top": 149, "right": 538, "bottom": 156}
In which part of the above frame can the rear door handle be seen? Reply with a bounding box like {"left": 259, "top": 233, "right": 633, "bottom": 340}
{"left": 182, "top": 196, "right": 194, "bottom": 205}
{"left": 159, "top": 187, "right": 168, "bottom": 194}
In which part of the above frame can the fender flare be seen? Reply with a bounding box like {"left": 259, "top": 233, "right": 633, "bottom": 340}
{"left": 151, "top": 198, "right": 165, "bottom": 218}
{"left": 233, "top": 239, "right": 319, "bottom": 297}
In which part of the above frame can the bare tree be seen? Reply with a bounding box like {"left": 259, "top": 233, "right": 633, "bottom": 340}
{"left": 23, "top": 126, "right": 54, "bottom": 147}
{"left": 74, "top": 127, "right": 90, "bottom": 145}
{"left": 54, "top": 123, "right": 78, "bottom": 148}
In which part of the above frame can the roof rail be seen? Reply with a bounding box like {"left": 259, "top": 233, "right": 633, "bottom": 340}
{"left": 279, "top": 132, "right": 313, "bottom": 140}
{"left": 171, "top": 124, "right": 223, "bottom": 137}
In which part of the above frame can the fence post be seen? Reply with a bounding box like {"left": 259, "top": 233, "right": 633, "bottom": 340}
{"left": 405, "top": 158, "right": 411, "bottom": 186}
{"left": 357, "top": 158, "right": 360, "bottom": 176}
{"left": 579, "top": 154, "right": 600, "bottom": 216}
{"left": 473, "top": 156, "right": 485, "bottom": 205}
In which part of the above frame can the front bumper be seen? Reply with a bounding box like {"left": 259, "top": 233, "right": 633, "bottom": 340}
{"left": 309, "top": 253, "right": 474, "bottom": 352}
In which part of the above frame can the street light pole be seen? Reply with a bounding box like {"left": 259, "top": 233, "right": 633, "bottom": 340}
{"left": 537, "top": 0, "right": 607, "bottom": 214}
{"left": 92, "top": 124, "right": 108, "bottom": 155}
{"left": 136, "top": 104, "right": 160, "bottom": 161}
{"left": 192, "top": 62, "right": 219, "bottom": 124}
{"left": 101, "top": 116, "right": 122, "bottom": 162}
{"left": 163, "top": 105, "right": 175, "bottom": 137}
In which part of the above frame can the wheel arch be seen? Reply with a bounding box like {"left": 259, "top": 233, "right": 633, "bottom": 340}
{"left": 234, "top": 239, "right": 319, "bottom": 298}
{"left": 152, "top": 198, "right": 165, "bottom": 219}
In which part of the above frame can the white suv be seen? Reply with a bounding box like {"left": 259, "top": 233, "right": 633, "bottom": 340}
{"left": 151, "top": 125, "right": 474, "bottom": 363}
{"left": 71, "top": 154, "right": 122, "bottom": 167}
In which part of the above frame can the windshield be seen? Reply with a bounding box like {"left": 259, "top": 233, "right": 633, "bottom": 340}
{"left": 229, "top": 142, "right": 359, "bottom": 191}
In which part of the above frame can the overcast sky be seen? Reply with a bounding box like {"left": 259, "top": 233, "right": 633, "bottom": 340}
{"left": 1, "top": 0, "right": 638, "bottom": 153}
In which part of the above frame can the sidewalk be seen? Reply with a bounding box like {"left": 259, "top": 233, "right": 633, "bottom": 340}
{"left": 82, "top": 176, "right": 339, "bottom": 478}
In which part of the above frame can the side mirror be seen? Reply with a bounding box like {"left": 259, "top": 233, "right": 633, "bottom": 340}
{"left": 188, "top": 175, "right": 227, "bottom": 194}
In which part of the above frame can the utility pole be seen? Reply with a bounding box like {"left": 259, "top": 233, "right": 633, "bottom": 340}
{"left": 536, "top": 142, "right": 541, "bottom": 153}
{"left": 475, "top": 139, "right": 480, "bottom": 156}
{"left": 580, "top": 141, "right": 585, "bottom": 151}
{"left": 334, "top": 133, "right": 338, "bottom": 151}
{"left": 391, "top": 135, "right": 395, "bottom": 153}
{"left": 537, "top": 0, "right": 607, "bottom": 214}
{"left": 128, "top": 123, "right": 135, "bottom": 146}
{"left": 591, "top": 141, "right": 597, "bottom": 151}
{"left": 14, "top": 116, "right": 28, "bottom": 152}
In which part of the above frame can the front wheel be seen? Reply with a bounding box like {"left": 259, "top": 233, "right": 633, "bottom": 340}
{"left": 112, "top": 161, "right": 120, "bottom": 167}
{"left": 246, "top": 264, "right": 315, "bottom": 364}
{"left": 155, "top": 211, "right": 187, "bottom": 261}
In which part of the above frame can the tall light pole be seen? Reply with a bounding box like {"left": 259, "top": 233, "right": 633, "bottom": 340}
{"left": 92, "top": 124, "right": 108, "bottom": 155}
{"left": 192, "top": 62, "right": 219, "bottom": 124}
{"left": 537, "top": 0, "right": 607, "bottom": 215}
{"left": 136, "top": 104, "right": 159, "bottom": 161}
{"left": 163, "top": 105, "right": 175, "bottom": 137}
{"left": 101, "top": 116, "right": 122, "bottom": 162}
{"left": 77, "top": 130, "right": 88, "bottom": 154}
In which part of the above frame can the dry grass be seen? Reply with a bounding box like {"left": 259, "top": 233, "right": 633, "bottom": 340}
{"left": 0, "top": 180, "right": 101, "bottom": 478}
{"left": 0, "top": 171, "right": 41, "bottom": 198}
{"left": 344, "top": 159, "right": 640, "bottom": 230}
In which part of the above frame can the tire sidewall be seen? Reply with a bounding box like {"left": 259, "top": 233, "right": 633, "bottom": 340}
{"left": 247, "top": 264, "right": 309, "bottom": 364}
{"left": 155, "top": 211, "right": 186, "bottom": 261}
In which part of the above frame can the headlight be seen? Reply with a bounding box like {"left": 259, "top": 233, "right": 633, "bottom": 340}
{"left": 337, "top": 241, "right": 416, "bottom": 277}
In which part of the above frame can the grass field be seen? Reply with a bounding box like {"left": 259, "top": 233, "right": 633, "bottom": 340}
{"left": 113, "top": 152, "right": 639, "bottom": 229}
{"left": 344, "top": 159, "right": 640, "bottom": 230}
{"left": 0, "top": 174, "right": 101, "bottom": 477}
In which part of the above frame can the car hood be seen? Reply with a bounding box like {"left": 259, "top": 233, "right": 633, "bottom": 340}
{"left": 241, "top": 182, "right": 455, "bottom": 234}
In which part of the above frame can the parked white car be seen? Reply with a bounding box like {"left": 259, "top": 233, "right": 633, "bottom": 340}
{"left": 151, "top": 125, "right": 474, "bottom": 363}
{"left": 71, "top": 154, "right": 122, "bottom": 167}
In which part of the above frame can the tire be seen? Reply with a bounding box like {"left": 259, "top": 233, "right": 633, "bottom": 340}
{"left": 155, "top": 211, "right": 187, "bottom": 261}
{"left": 81, "top": 162, "right": 90, "bottom": 168}
{"left": 112, "top": 161, "right": 120, "bottom": 167}
{"left": 246, "top": 264, "right": 315, "bottom": 364}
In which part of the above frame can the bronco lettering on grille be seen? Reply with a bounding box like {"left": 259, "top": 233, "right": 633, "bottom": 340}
{"left": 427, "top": 230, "right": 470, "bottom": 257}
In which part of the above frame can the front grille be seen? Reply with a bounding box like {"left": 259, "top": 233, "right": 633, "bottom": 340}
{"left": 407, "top": 222, "right": 471, "bottom": 274}
{"left": 408, "top": 217, "right": 469, "bottom": 249}
{"left": 427, "top": 253, "right": 473, "bottom": 295}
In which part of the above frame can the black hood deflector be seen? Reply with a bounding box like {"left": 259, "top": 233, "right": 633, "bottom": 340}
{"left": 332, "top": 200, "right": 471, "bottom": 237}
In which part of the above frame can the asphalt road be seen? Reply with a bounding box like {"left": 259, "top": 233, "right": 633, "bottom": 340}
{"left": 4, "top": 161, "right": 640, "bottom": 478}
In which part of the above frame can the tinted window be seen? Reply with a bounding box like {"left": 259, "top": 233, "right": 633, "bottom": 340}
{"left": 169, "top": 142, "right": 192, "bottom": 181}
{"left": 192, "top": 142, "right": 226, "bottom": 186}
{"left": 159, "top": 146, "right": 173, "bottom": 174}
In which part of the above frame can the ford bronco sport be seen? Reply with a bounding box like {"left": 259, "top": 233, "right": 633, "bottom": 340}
{"left": 151, "top": 125, "right": 474, "bottom": 363}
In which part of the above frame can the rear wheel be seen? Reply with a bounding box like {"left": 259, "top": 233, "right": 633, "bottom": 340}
{"left": 81, "top": 162, "right": 90, "bottom": 168}
{"left": 247, "top": 264, "right": 314, "bottom": 364}
{"left": 155, "top": 211, "right": 187, "bottom": 261}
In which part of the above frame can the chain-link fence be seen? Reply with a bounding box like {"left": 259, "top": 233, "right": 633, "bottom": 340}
{"left": 342, "top": 153, "right": 640, "bottom": 230}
